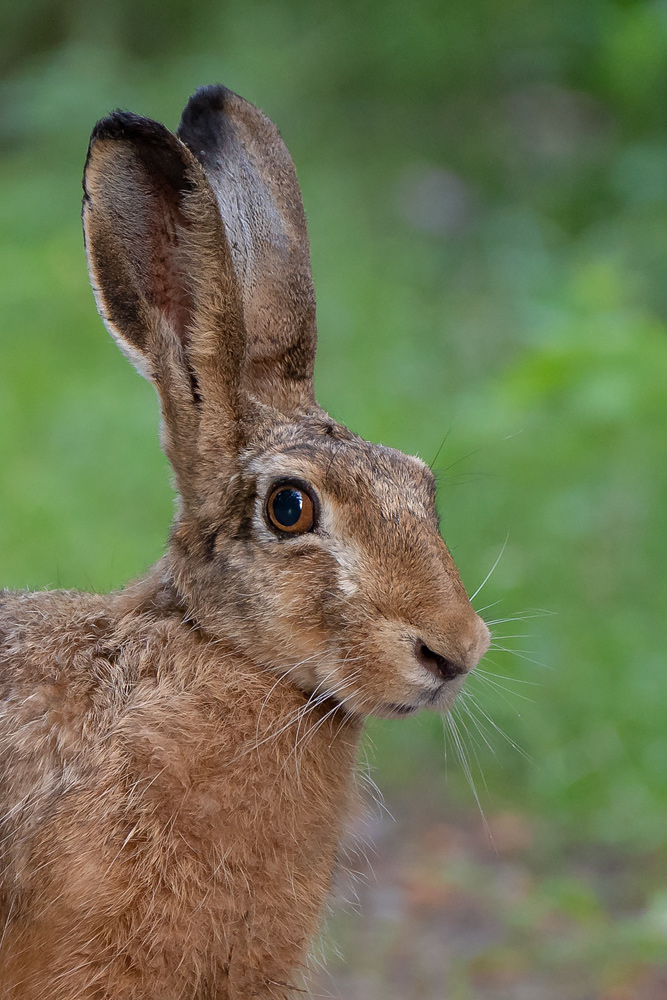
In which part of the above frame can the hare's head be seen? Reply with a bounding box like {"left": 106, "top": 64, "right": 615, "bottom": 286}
{"left": 83, "top": 85, "right": 489, "bottom": 719}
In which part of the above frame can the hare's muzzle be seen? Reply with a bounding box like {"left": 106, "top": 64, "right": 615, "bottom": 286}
{"left": 414, "top": 639, "right": 466, "bottom": 682}
{"left": 414, "top": 614, "right": 490, "bottom": 683}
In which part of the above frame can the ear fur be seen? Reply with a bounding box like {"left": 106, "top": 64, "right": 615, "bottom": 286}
{"left": 82, "top": 111, "right": 247, "bottom": 497}
{"left": 178, "top": 85, "right": 318, "bottom": 414}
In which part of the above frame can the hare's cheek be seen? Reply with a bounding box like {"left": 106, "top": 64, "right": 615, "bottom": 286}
{"left": 323, "top": 538, "right": 364, "bottom": 599}
{"left": 337, "top": 573, "right": 357, "bottom": 597}
{"left": 268, "top": 550, "right": 337, "bottom": 627}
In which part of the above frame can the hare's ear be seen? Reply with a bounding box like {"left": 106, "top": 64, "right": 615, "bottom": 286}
{"left": 178, "top": 85, "right": 317, "bottom": 414}
{"left": 82, "top": 111, "right": 247, "bottom": 496}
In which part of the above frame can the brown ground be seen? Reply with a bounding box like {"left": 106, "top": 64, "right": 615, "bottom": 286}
{"left": 312, "top": 792, "right": 667, "bottom": 1000}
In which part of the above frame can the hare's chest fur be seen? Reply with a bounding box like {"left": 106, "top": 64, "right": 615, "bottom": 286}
{"left": 0, "top": 592, "right": 361, "bottom": 999}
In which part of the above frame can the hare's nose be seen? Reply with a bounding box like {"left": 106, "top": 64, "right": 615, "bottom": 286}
{"left": 414, "top": 639, "right": 466, "bottom": 682}
{"left": 474, "top": 617, "right": 491, "bottom": 662}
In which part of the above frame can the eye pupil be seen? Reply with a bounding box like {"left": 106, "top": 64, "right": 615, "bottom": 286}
{"left": 266, "top": 484, "right": 316, "bottom": 534}
{"left": 272, "top": 489, "right": 303, "bottom": 527}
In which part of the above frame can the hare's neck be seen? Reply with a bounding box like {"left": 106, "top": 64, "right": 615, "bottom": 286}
{"left": 116, "top": 560, "right": 365, "bottom": 853}
{"left": 114, "top": 561, "right": 365, "bottom": 893}
{"left": 125, "top": 618, "right": 363, "bottom": 977}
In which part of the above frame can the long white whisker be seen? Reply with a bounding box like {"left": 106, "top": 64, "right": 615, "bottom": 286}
{"left": 254, "top": 655, "right": 324, "bottom": 751}
{"left": 475, "top": 666, "right": 540, "bottom": 687}
{"left": 470, "top": 533, "right": 509, "bottom": 603}
{"left": 485, "top": 609, "right": 554, "bottom": 625}
{"left": 462, "top": 689, "right": 532, "bottom": 762}
{"left": 489, "top": 645, "right": 551, "bottom": 670}
{"left": 472, "top": 671, "right": 537, "bottom": 704}
{"left": 289, "top": 669, "right": 362, "bottom": 782}
{"left": 474, "top": 598, "right": 503, "bottom": 615}
{"left": 455, "top": 698, "right": 496, "bottom": 756}
{"left": 443, "top": 711, "right": 493, "bottom": 845}
{"left": 452, "top": 702, "right": 494, "bottom": 802}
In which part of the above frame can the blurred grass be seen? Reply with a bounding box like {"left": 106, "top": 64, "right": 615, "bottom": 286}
{"left": 1, "top": 0, "right": 667, "bottom": 989}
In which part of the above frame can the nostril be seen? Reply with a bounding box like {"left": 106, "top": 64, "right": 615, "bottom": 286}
{"left": 415, "top": 639, "right": 465, "bottom": 682}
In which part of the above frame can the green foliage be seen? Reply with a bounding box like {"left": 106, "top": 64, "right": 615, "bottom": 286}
{"left": 1, "top": 0, "right": 666, "bottom": 870}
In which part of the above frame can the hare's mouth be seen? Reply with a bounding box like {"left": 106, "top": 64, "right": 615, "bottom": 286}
{"left": 321, "top": 691, "right": 419, "bottom": 719}
{"left": 378, "top": 676, "right": 465, "bottom": 719}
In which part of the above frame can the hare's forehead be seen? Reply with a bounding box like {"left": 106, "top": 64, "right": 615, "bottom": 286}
{"left": 246, "top": 442, "right": 436, "bottom": 520}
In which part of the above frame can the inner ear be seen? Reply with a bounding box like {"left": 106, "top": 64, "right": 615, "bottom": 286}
{"left": 84, "top": 114, "right": 202, "bottom": 362}
{"left": 114, "top": 133, "right": 195, "bottom": 352}
{"left": 145, "top": 186, "right": 194, "bottom": 352}
{"left": 137, "top": 173, "right": 200, "bottom": 402}
{"left": 84, "top": 109, "right": 250, "bottom": 494}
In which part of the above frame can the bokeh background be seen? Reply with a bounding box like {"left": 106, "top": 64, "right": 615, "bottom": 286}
{"left": 1, "top": 2, "right": 666, "bottom": 996}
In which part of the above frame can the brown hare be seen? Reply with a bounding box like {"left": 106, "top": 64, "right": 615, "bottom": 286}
{"left": 0, "top": 85, "right": 490, "bottom": 998}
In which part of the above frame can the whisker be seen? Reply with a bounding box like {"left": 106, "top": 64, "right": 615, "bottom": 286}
{"left": 489, "top": 645, "right": 552, "bottom": 670}
{"left": 461, "top": 689, "right": 532, "bottom": 763}
{"left": 485, "top": 609, "right": 554, "bottom": 625}
{"left": 443, "top": 711, "right": 494, "bottom": 846}
{"left": 428, "top": 427, "right": 452, "bottom": 470}
{"left": 454, "top": 701, "right": 495, "bottom": 779}
{"left": 473, "top": 667, "right": 543, "bottom": 692}
{"left": 433, "top": 443, "right": 489, "bottom": 477}
{"left": 254, "top": 655, "right": 324, "bottom": 752}
{"left": 474, "top": 598, "right": 503, "bottom": 615}
{"left": 287, "top": 669, "right": 364, "bottom": 775}
{"left": 470, "top": 533, "right": 509, "bottom": 603}
{"left": 476, "top": 664, "right": 541, "bottom": 687}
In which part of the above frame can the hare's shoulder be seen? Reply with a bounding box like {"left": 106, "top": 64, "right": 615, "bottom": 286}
{"left": 0, "top": 588, "right": 186, "bottom": 856}
{"left": 0, "top": 588, "right": 182, "bottom": 764}
{"left": 0, "top": 586, "right": 298, "bottom": 771}
{"left": 0, "top": 588, "right": 130, "bottom": 699}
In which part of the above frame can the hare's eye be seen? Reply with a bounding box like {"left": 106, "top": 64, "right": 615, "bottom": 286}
{"left": 267, "top": 486, "right": 315, "bottom": 534}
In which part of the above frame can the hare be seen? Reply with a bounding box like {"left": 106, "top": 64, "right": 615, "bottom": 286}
{"left": 0, "top": 85, "right": 490, "bottom": 999}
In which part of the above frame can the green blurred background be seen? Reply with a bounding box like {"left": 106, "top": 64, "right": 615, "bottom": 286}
{"left": 1, "top": 1, "right": 666, "bottom": 995}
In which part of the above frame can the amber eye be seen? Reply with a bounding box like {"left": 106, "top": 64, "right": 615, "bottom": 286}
{"left": 266, "top": 485, "right": 315, "bottom": 534}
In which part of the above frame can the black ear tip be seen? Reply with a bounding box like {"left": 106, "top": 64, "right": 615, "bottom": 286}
{"left": 86, "top": 110, "right": 194, "bottom": 195}
{"left": 180, "top": 84, "right": 232, "bottom": 126}
{"left": 90, "top": 110, "right": 174, "bottom": 148}
{"left": 178, "top": 84, "right": 239, "bottom": 163}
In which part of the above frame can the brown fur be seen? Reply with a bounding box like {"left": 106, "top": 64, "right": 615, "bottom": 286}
{"left": 0, "top": 85, "right": 489, "bottom": 998}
